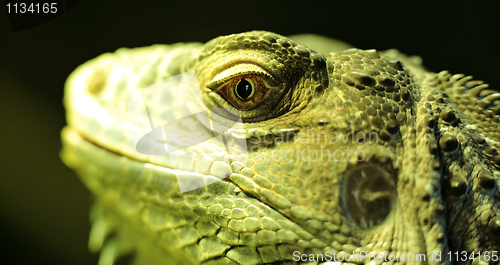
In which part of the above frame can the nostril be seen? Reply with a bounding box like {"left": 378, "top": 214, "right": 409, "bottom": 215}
{"left": 341, "top": 164, "right": 397, "bottom": 230}
{"left": 87, "top": 64, "right": 112, "bottom": 95}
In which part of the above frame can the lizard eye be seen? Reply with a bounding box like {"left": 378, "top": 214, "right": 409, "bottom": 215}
{"left": 213, "top": 75, "right": 270, "bottom": 110}
{"left": 341, "top": 165, "right": 397, "bottom": 230}
{"left": 205, "top": 62, "right": 288, "bottom": 121}
{"left": 235, "top": 79, "right": 254, "bottom": 99}
{"left": 206, "top": 63, "right": 279, "bottom": 113}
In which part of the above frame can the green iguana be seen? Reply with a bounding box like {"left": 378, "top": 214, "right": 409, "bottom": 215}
{"left": 61, "top": 31, "right": 500, "bottom": 265}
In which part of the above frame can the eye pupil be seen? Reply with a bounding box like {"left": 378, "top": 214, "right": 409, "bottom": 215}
{"left": 236, "top": 79, "right": 253, "bottom": 99}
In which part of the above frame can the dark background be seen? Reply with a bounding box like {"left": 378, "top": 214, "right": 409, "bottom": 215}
{"left": 0, "top": 1, "right": 499, "bottom": 264}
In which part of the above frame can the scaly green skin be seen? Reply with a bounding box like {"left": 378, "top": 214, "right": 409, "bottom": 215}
{"left": 61, "top": 31, "right": 500, "bottom": 265}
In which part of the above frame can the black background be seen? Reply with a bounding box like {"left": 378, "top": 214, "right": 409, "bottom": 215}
{"left": 0, "top": 1, "right": 499, "bottom": 264}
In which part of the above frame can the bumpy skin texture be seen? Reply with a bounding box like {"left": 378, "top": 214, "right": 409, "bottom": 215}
{"left": 61, "top": 31, "right": 500, "bottom": 265}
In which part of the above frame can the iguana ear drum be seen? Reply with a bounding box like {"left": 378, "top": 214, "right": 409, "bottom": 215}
{"left": 341, "top": 164, "right": 397, "bottom": 230}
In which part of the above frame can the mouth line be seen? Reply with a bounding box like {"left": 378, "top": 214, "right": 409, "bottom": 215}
{"left": 77, "top": 129, "right": 124, "bottom": 157}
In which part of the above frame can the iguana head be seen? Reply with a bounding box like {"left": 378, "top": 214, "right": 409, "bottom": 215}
{"left": 61, "top": 31, "right": 500, "bottom": 264}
